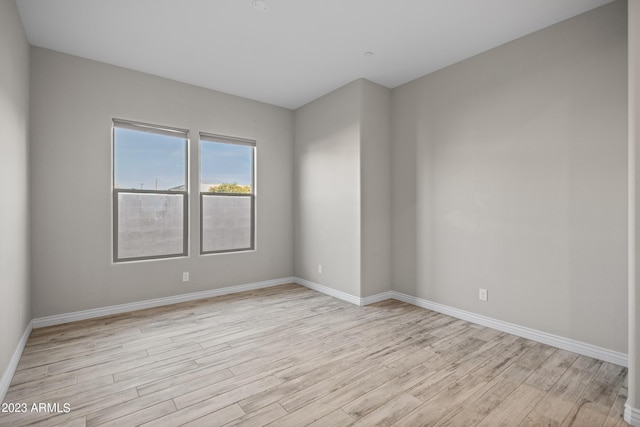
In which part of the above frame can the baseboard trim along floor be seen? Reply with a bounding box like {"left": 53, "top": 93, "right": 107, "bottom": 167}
{"left": 2, "top": 277, "right": 627, "bottom": 407}
{"left": 387, "top": 291, "right": 627, "bottom": 368}
{"left": 293, "top": 278, "right": 628, "bottom": 368}
{"left": 0, "top": 320, "right": 32, "bottom": 405}
{"left": 32, "top": 277, "right": 297, "bottom": 328}
{"left": 625, "top": 403, "right": 640, "bottom": 426}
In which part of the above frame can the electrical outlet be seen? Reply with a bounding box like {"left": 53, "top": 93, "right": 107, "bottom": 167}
{"left": 479, "top": 288, "right": 488, "bottom": 302}
{"left": 318, "top": 264, "right": 323, "bottom": 274}
{"left": 183, "top": 272, "right": 189, "bottom": 282}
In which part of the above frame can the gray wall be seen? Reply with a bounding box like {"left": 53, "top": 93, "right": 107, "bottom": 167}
{"left": 360, "top": 80, "right": 392, "bottom": 298}
{"left": 0, "top": 0, "right": 31, "bottom": 382}
{"left": 628, "top": 0, "right": 640, "bottom": 414}
{"left": 294, "top": 80, "right": 362, "bottom": 296}
{"left": 6, "top": 0, "right": 628, "bottom": 370}
{"left": 391, "top": 1, "right": 628, "bottom": 352}
{"left": 293, "top": 79, "right": 392, "bottom": 299}
{"left": 29, "top": 48, "right": 294, "bottom": 317}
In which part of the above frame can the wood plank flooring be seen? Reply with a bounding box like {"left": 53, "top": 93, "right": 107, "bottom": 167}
{"left": 0, "top": 284, "right": 629, "bottom": 426}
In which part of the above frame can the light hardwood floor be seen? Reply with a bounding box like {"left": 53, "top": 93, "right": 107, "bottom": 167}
{"left": 1, "top": 284, "right": 629, "bottom": 426}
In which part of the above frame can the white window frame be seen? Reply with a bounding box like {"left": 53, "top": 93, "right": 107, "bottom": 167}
{"left": 112, "top": 119, "right": 189, "bottom": 263}
{"left": 199, "top": 133, "right": 256, "bottom": 255}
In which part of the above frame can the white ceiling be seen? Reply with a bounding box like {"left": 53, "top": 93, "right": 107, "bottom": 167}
{"left": 16, "top": 0, "right": 614, "bottom": 109}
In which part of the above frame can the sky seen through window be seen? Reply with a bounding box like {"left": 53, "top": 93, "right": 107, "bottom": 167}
{"left": 114, "top": 128, "right": 252, "bottom": 191}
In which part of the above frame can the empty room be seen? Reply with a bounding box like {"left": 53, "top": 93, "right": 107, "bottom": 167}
{"left": 2, "top": 0, "right": 640, "bottom": 425}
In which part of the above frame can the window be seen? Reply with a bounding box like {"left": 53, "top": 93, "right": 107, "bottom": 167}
{"left": 112, "top": 119, "right": 189, "bottom": 262}
{"left": 200, "top": 133, "right": 255, "bottom": 254}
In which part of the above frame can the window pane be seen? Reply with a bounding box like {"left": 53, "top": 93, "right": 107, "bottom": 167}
{"left": 200, "top": 141, "right": 253, "bottom": 193}
{"left": 117, "top": 193, "right": 185, "bottom": 259}
{"left": 114, "top": 127, "right": 187, "bottom": 191}
{"left": 202, "top": 195, "right": 252, "bottom": 252}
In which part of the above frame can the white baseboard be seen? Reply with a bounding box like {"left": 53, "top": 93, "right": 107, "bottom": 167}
{"left": 625, "top": 403, "right": 640, "bottom": 426}
{"left": 294, "top": 277, "right": 364, "bottom": 306}
{"left": 1, "top": 320, "right": 32, "bottom": 404}
{"left": 3, "top": 278, "right": 294, "bottom": 403}
{"left": 32, "top": 277, "right": 296, "bottom": 328}
{"left": 293, "top": 279, "right": 628, "bottom": 367}
{"left": 389, "top": 291, "right": 628, "bottom": 367}
{"left": 293, "top": 277, "right": 392, "bottom": 306}
{"left": 362, "top": 291, "right": 394, "bottom": 306}
{"left": 7, "top": 277, "right": 628, "bottom": 407}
